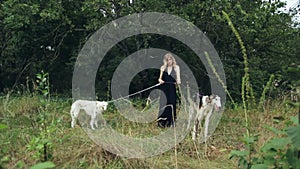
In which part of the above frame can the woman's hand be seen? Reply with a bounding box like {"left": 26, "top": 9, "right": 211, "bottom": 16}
{"left": 158, "top": 79, "right": 164, "bottom": 84}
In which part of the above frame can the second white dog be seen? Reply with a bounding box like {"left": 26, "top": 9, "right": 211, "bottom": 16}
{"left": 192, "top": 94, "right": 221, "bottom": 142}
{"left": 70, "top": 100, "right": 108, "bottom": 130}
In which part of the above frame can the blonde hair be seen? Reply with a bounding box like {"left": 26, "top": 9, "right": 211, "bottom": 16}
{"left": 162, "top": 53, "right": 177, "bottom": 69}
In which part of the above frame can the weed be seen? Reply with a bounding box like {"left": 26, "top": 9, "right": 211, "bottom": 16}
{"left": 222, "top": 10, "right": 300, "bottom": 169}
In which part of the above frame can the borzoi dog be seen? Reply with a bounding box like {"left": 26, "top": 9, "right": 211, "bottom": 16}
{"left": 70, "top": 100, "right": 108, "bottom": 130}
{"left": 192, "top": 94, "right": 221, "bottom": 142}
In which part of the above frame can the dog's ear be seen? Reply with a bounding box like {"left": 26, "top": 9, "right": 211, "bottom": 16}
{"left": 210, "top": 94, "right": 215, "bottom": 100}
{"left": 205, "top": 96, "right": 210, "bottom": 103}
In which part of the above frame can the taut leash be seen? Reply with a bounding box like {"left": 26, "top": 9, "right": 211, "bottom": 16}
{"left": 108, "top": 83, "right": 161, "bottom": 103}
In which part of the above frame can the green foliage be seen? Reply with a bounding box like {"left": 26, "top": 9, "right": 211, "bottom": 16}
{"left": 230, "top": 119, "right": 300, "bottom": 169}
{"left": 224, "top": 3, "right": 300, "bottom": 168}
{"left": 36, "top": 71, "right": 50, "bottom": 98}
{"left": 0, "top": 0, "right": 299, "bottom": 102}
{"left": 230, "top": 150, "right": 250, "bottom": 168}
{"left": 286, "top": 125, "right": 300, "bottom": 149}
{"left": 25, "top": 71, "right": 55, "bottom": 164}
{"left": 29, "top": 161, "right": 56, "bottom": 169}
{"left": 0, "top": 123, "right": 8, "bottom": 130}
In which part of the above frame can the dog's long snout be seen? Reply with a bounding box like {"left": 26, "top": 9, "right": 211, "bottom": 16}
{"left": 215, "top": 105, "right": 220, "bottom": 112}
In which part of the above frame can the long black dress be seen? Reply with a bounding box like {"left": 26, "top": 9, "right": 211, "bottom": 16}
{"left": 157, "top": 67, "right": 177, "bottom": 127}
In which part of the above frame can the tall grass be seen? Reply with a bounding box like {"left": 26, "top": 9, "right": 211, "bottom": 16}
{"left": 222, "top": 10, "right": 251, "bottom": 138}
{"left": 221, "top": 11, "right": 255, "bottom": 105}
{"left": 1, "top": 90, "right": 298, "bottom": 168}
{"left": 259, "top": 74, "right": 275, "bottom": 110}
{"left": 222, "top": 10, "right": 300, "bottom": 168}
{"left": 204, "top": 51, "right": 236, "bottom": 107}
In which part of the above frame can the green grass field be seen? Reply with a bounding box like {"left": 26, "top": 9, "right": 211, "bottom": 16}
{"left": 0, "top": 94, "right": 298, "bottom": 169}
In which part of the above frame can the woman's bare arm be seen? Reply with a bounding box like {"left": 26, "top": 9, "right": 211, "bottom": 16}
{"left": 158, "top": 66, "right": 165, "bottom": 84}
{"left": 175, "top": 65, "right": 181, "bottom": 84}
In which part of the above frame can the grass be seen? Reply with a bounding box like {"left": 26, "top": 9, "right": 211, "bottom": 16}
{"left": 0, "top": 94, "right": 298, "bottom": 169}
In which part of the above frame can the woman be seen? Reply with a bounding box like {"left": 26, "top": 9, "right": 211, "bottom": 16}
{"left": 157, "top": 53, "right": 181, "bottom": 127}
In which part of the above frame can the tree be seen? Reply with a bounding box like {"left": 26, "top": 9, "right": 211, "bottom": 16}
{"left": 0, "top": 0, "right": 298, "bottom": 102}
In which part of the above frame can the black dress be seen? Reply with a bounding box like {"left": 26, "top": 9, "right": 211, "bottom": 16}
{"left": 157, "top": 67, "right": 177, "bottom": 127}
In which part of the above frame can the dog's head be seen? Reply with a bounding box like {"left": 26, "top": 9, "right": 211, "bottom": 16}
{"left": 211, "top": 95, "right": 221, "bottom": 111}
{"left": 202, "top": 94, "right": 221, "bottom": 111}
{"left": 96, "top": 101, "right": 108, "bottom": 111}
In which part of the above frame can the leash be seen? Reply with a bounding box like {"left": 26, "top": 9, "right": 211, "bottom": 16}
{"left": 108, "top": 83, "right": 161, "bottom": 103}
{"left": 107, "top": 81, "right": 189, "bottom": 104}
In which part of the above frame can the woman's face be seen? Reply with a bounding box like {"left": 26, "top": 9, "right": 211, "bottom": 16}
{"left": 166, "top": 56, "right": 173, "bottom": 66}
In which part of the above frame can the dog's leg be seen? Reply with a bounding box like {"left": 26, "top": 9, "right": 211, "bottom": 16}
{"left": 90, "top": 118, "right": 95, "bottom": 130}
{"left": 94, "top": 109, "right": 103, "bottom": 128}
{"left": 90, "top": 111, "right": 100, "bottom": 130}
{"left": 198, "top": 110, "right": 207, "bottom": 142}
{"left": 94, "top": 119, "right": 98, "bottom": 128}
{"left": 70, "top": 108, "right": 75, "bottom": 128}
{"left": 94, "top": 113, "right": 99, "bottom": 128}
{"left": 204, "top": 109, "right": 213, "bottom": 142}
{"left": 192, "top": 119, "right": 199, "bottom": 141}
{"left": 192, "top": 108, "right": 200, "bottom": 141}
{"left": 192, "top": 108, "right": 204, "bottom": 141}
{"left": 71, "top": 106, "right": 79, "bottom": 128}
{"left": 90, "top": 114, "right": 96, "bottom": 130}
{"left": 198, "top": 109, "right": 205, "bottom": 127}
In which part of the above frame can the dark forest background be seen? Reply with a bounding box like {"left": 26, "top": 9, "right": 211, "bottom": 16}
{"left": 1, "top": 0, "right": 299, "bottom": 102}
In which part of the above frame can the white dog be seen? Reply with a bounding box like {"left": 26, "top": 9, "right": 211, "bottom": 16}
{"left": 70, "top": 100, "right": 108, "bottom": 130}
{"left": 192, "top": 94, "right": 221, "bottom": 142}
